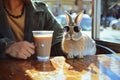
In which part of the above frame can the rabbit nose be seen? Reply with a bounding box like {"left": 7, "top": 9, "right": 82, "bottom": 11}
{"left": 70, "top": 34, "right": 72, "bottom": 38}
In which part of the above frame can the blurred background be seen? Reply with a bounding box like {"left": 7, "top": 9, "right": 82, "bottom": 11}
{"left": 32, "top": 0, "right": 120, "bottom": 44}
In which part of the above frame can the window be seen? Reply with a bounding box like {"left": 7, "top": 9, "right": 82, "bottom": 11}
{"left": 93, "top": 0, "right": 120, "bottom": 44}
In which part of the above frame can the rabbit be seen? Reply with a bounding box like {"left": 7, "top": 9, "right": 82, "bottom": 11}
{"left": 62, "top": 11, "right": 96, "bottom": 59}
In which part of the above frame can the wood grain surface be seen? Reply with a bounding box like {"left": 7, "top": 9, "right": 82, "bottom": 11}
{"left": 0, "top": 54, "right": 120, "bottom": 80}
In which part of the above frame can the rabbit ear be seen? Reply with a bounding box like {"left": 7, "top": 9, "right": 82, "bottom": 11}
{"left": 65, "top": 11, "right": 73, "bottom": 25}
{"left": 74, "top": 10, "right": 84, "bottom": 25}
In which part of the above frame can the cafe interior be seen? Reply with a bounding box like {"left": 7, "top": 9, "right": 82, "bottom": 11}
{"left": 0, "top": 0, "right": 120, "bottom": 80}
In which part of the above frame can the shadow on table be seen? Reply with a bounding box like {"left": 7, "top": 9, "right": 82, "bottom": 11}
{"left": 31, "top": 60, "right": 55, "bottom": 72}
{"left": 65, "top": 55, "right": 99, "bottom": 74}
{"left": 16, "top": 59, "right": 55, "bottom": 73}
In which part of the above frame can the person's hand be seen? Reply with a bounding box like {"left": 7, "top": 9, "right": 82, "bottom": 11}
{"left": 5, "top": 41, "right": 35, "bottom": 59}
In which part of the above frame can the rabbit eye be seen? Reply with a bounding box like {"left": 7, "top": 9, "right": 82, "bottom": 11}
{"left": 63, "top": 26, "right": 70, "bottom": 32}
{"left": 74, "top": 26, "right": 80, "bottom": 32}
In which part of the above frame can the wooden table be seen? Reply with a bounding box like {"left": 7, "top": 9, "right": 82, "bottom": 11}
{"left": 0, "top": 54, "right": 120, "bottom": 80}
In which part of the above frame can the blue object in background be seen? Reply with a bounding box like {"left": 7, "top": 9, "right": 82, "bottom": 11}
{"left": 80, "top": 17, "right": 92, "bottom": 31}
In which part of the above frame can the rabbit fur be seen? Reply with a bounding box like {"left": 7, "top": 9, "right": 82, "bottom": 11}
{"left": 62, "top": 11, "right": 96, "bottom": 58}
